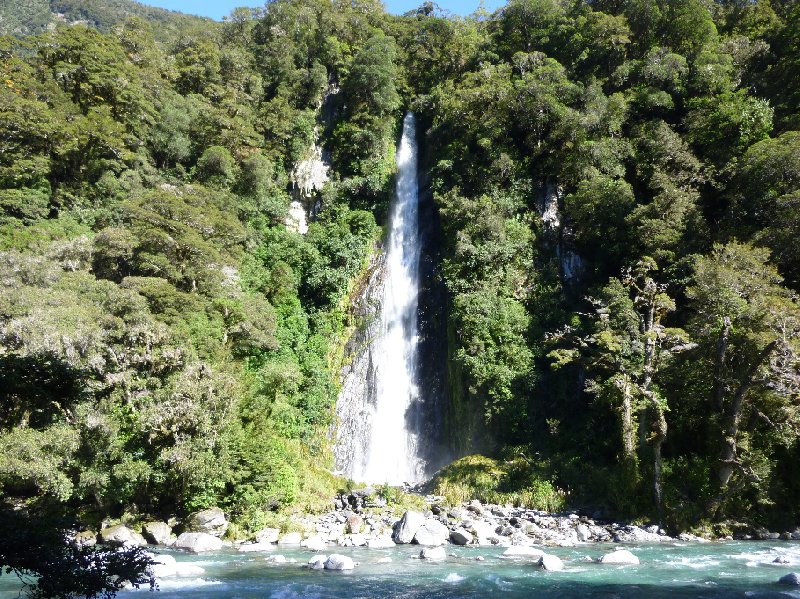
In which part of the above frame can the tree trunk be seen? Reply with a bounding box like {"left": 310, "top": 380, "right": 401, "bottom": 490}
{"left": 652, "top": 404, "right": 667, "bottom": 524}
{"left": 717, "top": 340, "right": 778, "bottom": 489}
{"left": 712, "top": 317, "right": 731, "bottom": 412}
{"left": 621, "top": 375, "right": 636, "bottom": 463}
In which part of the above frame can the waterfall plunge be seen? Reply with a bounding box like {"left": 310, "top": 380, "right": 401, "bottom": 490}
{"left": 335, "top": 113, "right": 426, "bottom": 485}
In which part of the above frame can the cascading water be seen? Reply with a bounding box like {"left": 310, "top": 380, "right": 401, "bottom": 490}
{"left": 334, "top": 113, "right": 426, "bottom": 484}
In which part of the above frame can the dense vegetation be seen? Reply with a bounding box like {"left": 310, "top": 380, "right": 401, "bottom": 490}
{"left": 1, "top": 0, "right": 799, "bottom": 536}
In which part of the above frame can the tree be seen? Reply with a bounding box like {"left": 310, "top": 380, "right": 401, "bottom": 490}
{"left": 687, "top": 243, "right": 800, "bottom": 516}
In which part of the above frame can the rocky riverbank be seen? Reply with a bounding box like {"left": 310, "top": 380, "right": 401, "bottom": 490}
{"left": 79, "top": 490, "right": 800, "bottom": 555}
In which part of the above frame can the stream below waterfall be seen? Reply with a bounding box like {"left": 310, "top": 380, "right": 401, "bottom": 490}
{"left": 4, "top": 542, "right": 800, "bottom": 598}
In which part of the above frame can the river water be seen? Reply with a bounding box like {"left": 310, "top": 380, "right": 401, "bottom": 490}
{"left": 4, "top": 541, "right": 799, "bottom": 599}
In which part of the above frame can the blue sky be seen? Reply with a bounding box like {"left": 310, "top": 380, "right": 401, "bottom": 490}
{"left": 144, "top": 0, "right": 506, "bottom": 21}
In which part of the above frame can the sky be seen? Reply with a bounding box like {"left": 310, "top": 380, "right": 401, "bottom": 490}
{"left": 142, "top": 0, "right": 506, "bottom": 21}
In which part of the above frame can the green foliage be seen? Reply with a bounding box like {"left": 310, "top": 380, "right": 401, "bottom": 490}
{"left": 432, "top": 454, "right": 566, "bottom": 512}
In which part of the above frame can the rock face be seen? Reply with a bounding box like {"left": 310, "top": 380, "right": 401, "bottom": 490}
{"left": 600, "top": 549, "right": 640, "bottom": 565}
{"left": 174, "top": 532, "right": 223, "bottom": 553}
{"left": 779, "top": 573, "right": 800, "bottom": 586}
{"left": 99, "top": 525, "right": 147, "bottom": 547}
{"left": 449, "top": 528, "right": 472, "bottom": 546}
{"left": 185, "top": 508, "right": 228, "bottom": 538}
{"left": 142, "top": 521, "right": 174, "bottom": 546}
{"left": 393, "top": 510, "right": 425, "bottom": 544}
{"left": 539, "top": 554, "right": 565, "bottom": 571}
{"left": 419, "top": 546, "right": 447, "bottom": 560}
{"left": 413, "top": 519, "right": 449, "bottom": 546}
{"left": 324, "top": 554, "right": 355, "bottom": 570}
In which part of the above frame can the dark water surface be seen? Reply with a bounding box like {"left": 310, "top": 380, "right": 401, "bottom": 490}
{"left": 3, "top": 542, "right": 800, "bottom": 598}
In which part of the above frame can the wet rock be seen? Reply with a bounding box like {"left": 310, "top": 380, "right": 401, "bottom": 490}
{"left": 265, "top": 555, "right": 287, "bottom": 564}
{"left": 414, "top": 519, "right": 449, "bottom": 546}
{"left": 142, "top": 521, "right": 174, "bottom": 546}
{"left": 539, "top": 554, "right": 565, "bottom": 571}
{"left": 394, "top": 510, "right": 425, "bottom": 544}
{"left": 324, "top": 554, "right": 355, "bottom": 570}
{"left": 449, "top": 528, "right": 473, "bottom": 546}
{"left": 308, "top": 555, "right": 327, "bottom": 570}
{"left": 366, "top": 536, "right": 395, "bottom": 549}
{"left": 779, "top": 573, "right": 800, "bottom": 585}
{"left": 278, "top": 532, "right": 302, "bottom": 545}
{"left": 185, "top": 507, "right": 228, "bottom": 538}
{"left": 174, "top": 532, "right": 223, "bottom": 553}
{"left": 99, "top": 525, "right": 147, "bottom": 547}
{"left": 255, "top": 527, "right": 280, "bottom": 543}
{"left": 599, "top": 549, "right": 640, "bottom": 565}
{"left": 774, "top": 556, "right": 791, "bottom": 564}
{"left": 301, "top": 536, "right": 328, "bottom": 551}
{"left": 419, "top": 546, "right": 447, "bottom": 560}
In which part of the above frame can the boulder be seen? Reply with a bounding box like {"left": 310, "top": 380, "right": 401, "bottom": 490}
{"left": 174, "top": 532, "right": 223, "bottom": 553}
{"left": 419, "top": 546, "right": 447, "bottom": 560}
{"left": 99, "top": 525, "right": 147, "bottom": 547}
{"left": 142, "top": 521, "right": 174, "bottom": 546}
{"left": 324, "top": 554, "right": 355, "bottom": 570}
{"left": 277, "top": 532, "right": 302, "bottom": 545}
{"left": 238, "top": 541, "right": 276, "bottom": 553}
{"left": 471, "top": 521, "right": 501, "bottom": 545}
{"left": 503, "top": 546, "right": 544, "bottom": 558}
{"left": 366, "top": 536, "right": 396, "bottom": 549}
{"left": 414, "top": 519, "right": 449, "bottom": 546}
{"left": 779, "top": 573, "right": 800, "bottom": 586}
{"left": 393, "top": 510, "right": 425, "bottom": 544}
{"left": 73, "top": 530, "right": 97, "bottom": 548}
{"left": 308, "top": 555, "right": 327, "bottom": 570}
{"left": 185, "top": 507, "right": 228, "bottom": 538}
{"left": 265, "top": 555, "right": 287, "bottom": 564}
{"left": 150, "top": 554, "right": 205, "bottom": 577}
{"left": 774, "top": 556, "right": 790, "bottom": 564}
{"left": 349, "top": 533, "right": 367, "bottom": 547}
{"left": 302, "top": 536, "right": 328, "bottom": 552}
{"left": 346, "top": 514, "right": 364, "bottom": 534}
{"left": 539, "top": 554, "right": 565, "bottom": 571}
{"left": 575, "top": 524, "right": 591, "bottom": 542}
{"left": 599, "top": 549, "right": 640, "bottom": 565}
{"left": 450, "top": 528, "right": 473, "bottom": 546}
{"left": 255, "top": 527, "right": 280, "bottom": 543}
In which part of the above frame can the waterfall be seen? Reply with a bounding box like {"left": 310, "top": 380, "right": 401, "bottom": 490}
{"left": 334, "top": 113, "right": 426, "bottom": 485}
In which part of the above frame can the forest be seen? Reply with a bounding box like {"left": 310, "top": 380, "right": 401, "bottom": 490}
{"left": 1, "top": 0, "right": 799, "bottom": 538}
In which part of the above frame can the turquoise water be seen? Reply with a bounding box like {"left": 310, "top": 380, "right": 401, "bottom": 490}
{"left": 3, "top": 542, "right": 800, "bottom": 598}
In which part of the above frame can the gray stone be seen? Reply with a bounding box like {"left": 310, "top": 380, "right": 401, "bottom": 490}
{"left": 346, "top": 514, "right": 363, "bottom": 534}
{"left": 99, "top": 525, "right": 147, "bottom": 547}
{"left": 73, "top": 530, "right": 97, "bottom": 548}
{"left": 324, "top": 554, "right": 355, "bottom": 570}
{"left": 265, "top": 555, "right": 287, "bottom": 564}
{"left": 174, "top": 532, "right": 223, "bottom": 553}
{"left": 774, "top": 556, "right": 791, "bottom": 564}
{"left": 238, "top": 541, "right": 276, "bottom": 553}
{"left": 308, "top": 555, "right": 327, "bottom": 570}
{"left": 414, "top": 519, "right": 449, "bottom": 546}
{"left": 301, "top": 536, "right": 328, "bottom": 551}
{"left": 366, "top": 536, "right": 395, "bottom": 549}
{"left": 599, "top": 549, "right": 640, "bottom": 565}
{"left": 539, "top": 554, "right": 565, "bottom": 571}
{"left": 278, "top": 532, "right": 302, "bottom": 545}
{"left": 779, "top": 573, "right": 800, "bottom": 586}
{"left": 185, "top": 507, "right": 228, "bottom": 538}
{"left": 575, "top": 524, "right": 591, "bottom": 542}
{"left": 255, "top": 527, "right": 280, "bottom": 543}
{"left": 419, "top": 546, "right": 447, "bottom": 560}
{"left": 393, "top": 510, "right": 425, "bottom": 544}
{"left": 449, "top": 528, "right": 473, "bottom": 546}
{"left": 142, "top": 521, "right": 174, "bottom": 546}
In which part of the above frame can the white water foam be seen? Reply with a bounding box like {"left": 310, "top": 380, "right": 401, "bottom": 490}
{"left": 444, "top": 573, "right": 466, "bottom": 583}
